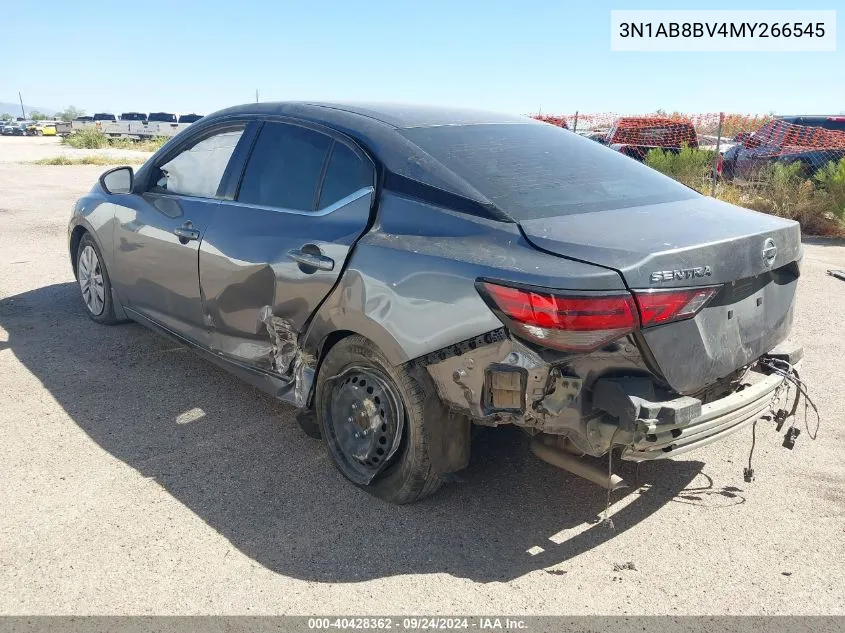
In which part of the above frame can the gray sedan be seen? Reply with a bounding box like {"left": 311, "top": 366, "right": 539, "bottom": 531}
{"left": 69, "top": 102, "right": 804, "bottom": 503}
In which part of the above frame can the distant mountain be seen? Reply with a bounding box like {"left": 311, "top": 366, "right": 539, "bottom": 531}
{"left": 0, "top": 101, "right": 57, "bottom": 117}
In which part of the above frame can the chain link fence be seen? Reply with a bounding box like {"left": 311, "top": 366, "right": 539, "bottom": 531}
{"left": 532, "top": 112, "right": 845, "bottom": 235}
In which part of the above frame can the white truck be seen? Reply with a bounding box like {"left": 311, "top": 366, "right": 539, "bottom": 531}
{"left": 70, "top": 112, "right": 203, "bottom": 139}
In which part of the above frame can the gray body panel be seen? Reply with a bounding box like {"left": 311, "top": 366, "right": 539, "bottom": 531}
{"left": 641, "top": 265, "right": 798, "bottom": 394}
{"left": 199, "top": 190, "right": 373, "bottom": 372}
{"left": 304, "top": 192, "right": 626, "bottom": 366}
{"left": 68, "top": 101, "right": 803, "bottom": 472}
{"left": 111, "top": 192, "right": 219, "bottom": 344}
{"left": 519, "top": 196, "right": 801, "bottom": 289}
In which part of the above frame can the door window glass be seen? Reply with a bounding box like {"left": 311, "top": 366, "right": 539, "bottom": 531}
{"left": 318, "top": 142, "right": 370, "bottom": 208}
{"left": 237, "top": 123, "right": 331, "bottom": 210}
{"left": 155, "top": 129, "right": 244, "bottom": 198}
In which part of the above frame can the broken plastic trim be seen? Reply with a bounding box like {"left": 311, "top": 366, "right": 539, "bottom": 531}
{"left": 259, "top": 306, "right": 315, "bottom": 407}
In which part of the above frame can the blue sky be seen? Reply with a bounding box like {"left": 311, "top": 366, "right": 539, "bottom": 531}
{"left": 1, "top": 0, "right": 841, "bottom": 117}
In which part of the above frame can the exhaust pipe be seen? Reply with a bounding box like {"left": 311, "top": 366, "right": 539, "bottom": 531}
{"left": 530, "top": 437, "right": 627, "bottom": 491}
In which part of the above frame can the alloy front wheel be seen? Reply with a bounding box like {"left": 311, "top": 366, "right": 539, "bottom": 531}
{"left": 75, "top": 233, "right": 120, "bottom": 324}
{"left": 78, "top": 244, "right": 105, "bottom": 316}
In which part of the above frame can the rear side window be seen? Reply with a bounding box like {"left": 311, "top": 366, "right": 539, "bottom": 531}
{"left": 154, "top": 128, "right": 244, "bottom": 198}
{"left": 318, "top": 142, "right": 370, "bottom": 208}
{"left": 237, "top": 123, "right": 332, "bottom": 210}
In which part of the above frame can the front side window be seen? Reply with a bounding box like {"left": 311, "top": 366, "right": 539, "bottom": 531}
{"left": 237, "top": 122, "right": 331, "bottom": 210}
{"left": 154, "top": 128, "right": 244, "bottom": 198}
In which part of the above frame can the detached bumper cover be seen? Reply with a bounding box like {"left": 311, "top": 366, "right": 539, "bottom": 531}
{"left": 615, "top": 368, "right": 788, "bottom": 461}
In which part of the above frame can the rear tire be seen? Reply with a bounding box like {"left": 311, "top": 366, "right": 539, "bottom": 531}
{"left": 316, "top": 335, "right": 444, "bottom": 504}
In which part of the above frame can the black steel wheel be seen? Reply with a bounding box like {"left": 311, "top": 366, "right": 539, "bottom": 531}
{"left": 324, "top": 366, "right": 404, "bottom": 482}
{"left": 315, "top": 335, "right": 445, "bottom": 504}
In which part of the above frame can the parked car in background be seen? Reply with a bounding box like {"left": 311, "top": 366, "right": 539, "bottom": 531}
{"left": 93, "top": 113, "right": 117, "bottom": 122}
{"left": 69, "top": 102, "right": 805, "bottom": 504}
{"left": 595, "top": 117, "right": 699, "bottom": 161}
{"left": 3, "top": 121, "right": 30, "bottom": 136}
{"left": 721, "top": 116, "right": 845, "bottom": 180}
{"left": 177, "top": 113, "right": 203, "bottom": 124}
{"left": 27, "top": 120, "right": 58, "bottom": 136}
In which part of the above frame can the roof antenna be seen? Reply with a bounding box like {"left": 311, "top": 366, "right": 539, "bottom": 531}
{"left": 255, "top": 89, "right": 259, "bottom": 104}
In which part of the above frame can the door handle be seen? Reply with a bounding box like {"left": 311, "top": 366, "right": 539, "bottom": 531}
{"left": 173, "top": 222, "right": 200, "bottom": 243}
{"left": 287, "top": 248, "right": 334, "bottom": 272}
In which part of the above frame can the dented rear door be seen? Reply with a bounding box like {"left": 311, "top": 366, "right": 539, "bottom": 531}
{"left": 198, "top": 121, "right": 375, "bottom": 374}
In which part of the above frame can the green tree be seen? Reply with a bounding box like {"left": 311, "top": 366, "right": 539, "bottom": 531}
{"left": 0, "top": 112, "right": 14, "bottom": 121}
{"left": 56, "top": 106, "right": 85, "bottom": 122}
{"left": 30, "top": 111, "right": 48, "bottom": 121}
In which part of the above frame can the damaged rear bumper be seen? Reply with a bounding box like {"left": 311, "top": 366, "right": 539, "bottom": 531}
{"left": 615, "top": 368, "right": 789, "bottom": 461}
{"left": 422, "top": 328, "right": 800, "bottom": 461}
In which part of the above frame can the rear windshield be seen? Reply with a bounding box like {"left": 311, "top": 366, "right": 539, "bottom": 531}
{"left": 148, "top": 112, "right": 176, "bottom": 123}
{"left": 399, "top": 123, "right": 698, "bottom": 220}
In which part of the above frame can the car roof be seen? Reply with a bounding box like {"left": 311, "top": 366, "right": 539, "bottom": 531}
{"left": 205, "top": 101, "right": 529, "bottom": 129}
{"left": 189, "top": 102, "right": 546, "bottom": 223}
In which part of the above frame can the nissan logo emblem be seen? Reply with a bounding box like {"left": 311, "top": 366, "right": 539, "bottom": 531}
{"left": 762, "top": 238, "right": 777, "bottom": 267}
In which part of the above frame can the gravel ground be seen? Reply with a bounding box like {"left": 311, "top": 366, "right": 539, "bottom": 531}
{"left": 0, "top": 135, "right": 152, "bottom": 163}
{"left": 0, "top": 136, "right": 844, "bottom": 615}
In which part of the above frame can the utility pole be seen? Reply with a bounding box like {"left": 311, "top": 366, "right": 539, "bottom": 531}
{"left": 18, "top": 92, "right": 25, "bottom": 119}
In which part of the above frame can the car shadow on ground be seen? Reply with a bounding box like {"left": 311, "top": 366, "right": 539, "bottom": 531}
{"left": 0, "top": 283, "right": 732, "bottom": 584}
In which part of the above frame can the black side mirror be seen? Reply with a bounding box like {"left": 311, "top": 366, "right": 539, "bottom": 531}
{"left": 100, "top": 166, "right": 134, "bottom": 195}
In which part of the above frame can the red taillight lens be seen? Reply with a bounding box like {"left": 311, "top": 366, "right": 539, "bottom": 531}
{"left": 479, "top": 282, "right": 720, "bottom": 352}
{"left": 632, "top": 287, "right": 719, "bottom": 327}
{"left": 478, "top": 282, "right": 638, "bottom": 352}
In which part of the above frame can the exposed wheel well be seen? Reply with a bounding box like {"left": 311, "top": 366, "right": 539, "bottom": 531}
{"left": 69, "top": 226, "right": 88, "bottom": 278}
{"left": 304, "top": 330, "right": 366, "bottom": 410}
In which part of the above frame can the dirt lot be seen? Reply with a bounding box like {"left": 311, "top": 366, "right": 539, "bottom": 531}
{"left": 0, "top": 135, "right": 153, "bottom": 163}
{"left": 1, "top": 135, "right": 844, "bottom": 615}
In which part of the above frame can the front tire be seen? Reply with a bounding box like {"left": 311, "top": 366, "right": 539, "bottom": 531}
{"left": 316, "top": 335, "right": 444, "bottom": 504}
{"left": 76, "top": 233, "right": 120, "bottom": 324}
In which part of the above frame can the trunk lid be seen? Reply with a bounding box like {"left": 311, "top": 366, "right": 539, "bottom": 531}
{"left": 519, "top": 196, "right": 801, "bottom": 289}
{"left": 519, "top": 197, "right": 802, "bottom": 394}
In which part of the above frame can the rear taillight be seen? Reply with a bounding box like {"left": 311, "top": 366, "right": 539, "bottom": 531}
{"left": 477, "top": 282, "right": 638, "bottom": 352}
{"left": 478, "top": 282, "right": 719, "bottom": 353}
{"left": 632, "top": 287, "right": 719, "bottom": 327}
